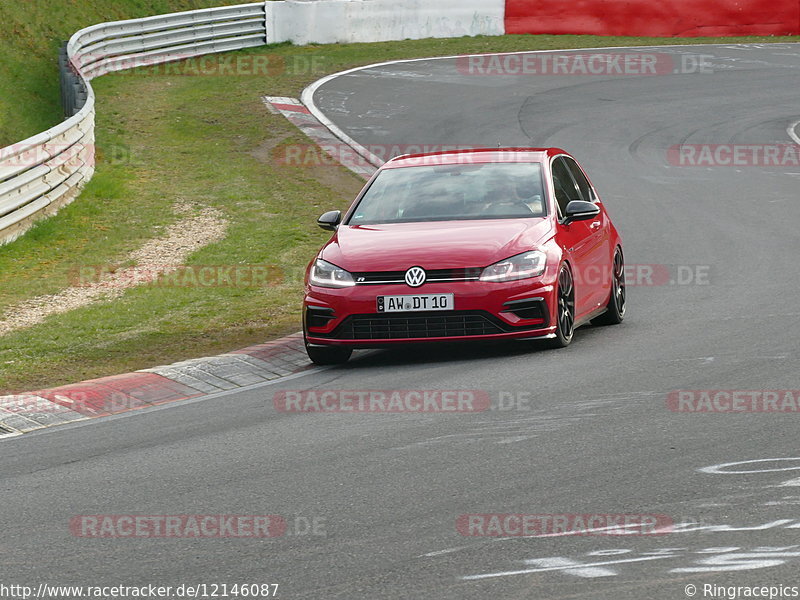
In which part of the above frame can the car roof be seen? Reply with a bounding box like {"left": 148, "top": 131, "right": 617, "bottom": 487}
{"left": 382, "top": 147, "right": 566, "bottom": 169}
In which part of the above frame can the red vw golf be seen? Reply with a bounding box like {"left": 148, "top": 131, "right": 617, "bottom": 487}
{"left": 303, "top": 148, "right": 625, "bottom": 365}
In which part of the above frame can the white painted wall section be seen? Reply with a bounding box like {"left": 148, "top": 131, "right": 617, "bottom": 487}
{"left": 266, "top": 0, "right": 506, "bottom": 45}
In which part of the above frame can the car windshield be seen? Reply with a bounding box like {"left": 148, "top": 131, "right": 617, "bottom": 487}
{"left": 346, "top": 162, "right": 546, "bottom": 225}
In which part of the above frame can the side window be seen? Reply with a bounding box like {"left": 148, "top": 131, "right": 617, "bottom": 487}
{"left": 551, "top": 157, "right": 580, "bottom": 217}
{"left": 563, "top": 157, "right": 595, "bottom": 202}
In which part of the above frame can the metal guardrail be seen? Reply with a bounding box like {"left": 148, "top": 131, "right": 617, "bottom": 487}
{"left": 59, "top": 42, "right": 89, "bottom": 118}
{"left": 0, "top": 2, "right": 267, "bottom": 246}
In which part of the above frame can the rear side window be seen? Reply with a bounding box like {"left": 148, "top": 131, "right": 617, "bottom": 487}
{"left": 563, "top": 156, "right": 596, "bottom": 202}
{"left": 551, "top": 158, "right": 581, "bottom": 216}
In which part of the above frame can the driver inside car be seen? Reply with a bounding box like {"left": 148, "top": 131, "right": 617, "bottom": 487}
{"left": 483, "top": 178, "right": 536, "bottom": 217}
{"left": 511, "top": 175, "right": 545, "bottom": 216}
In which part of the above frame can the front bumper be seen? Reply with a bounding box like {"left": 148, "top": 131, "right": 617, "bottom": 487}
{"left": 304, "top": 279, "right": 557, "bottom": 347}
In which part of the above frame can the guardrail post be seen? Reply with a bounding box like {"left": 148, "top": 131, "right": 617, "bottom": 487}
{"left": 264, "top": 0, "right": 270, "bottom": 44}
{"left": 59, "top": 40, "right": 89, "bottom": 117}
{"left": 59, "top": 42, "right": 74, "bottom": 117}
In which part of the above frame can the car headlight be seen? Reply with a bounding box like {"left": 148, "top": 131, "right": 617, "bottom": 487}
{"left": 480, "top": 251, "right": 547, "bottom": 282}
{"left": 310, "top": 259, "right": 356, "bottom": 288}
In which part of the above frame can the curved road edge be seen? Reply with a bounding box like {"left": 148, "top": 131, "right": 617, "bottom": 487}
{"left": 300, "top": 42, "right": 789, "bottom": 164}
{"left": 0, "top": 333, "right": 314, "bottom": 438}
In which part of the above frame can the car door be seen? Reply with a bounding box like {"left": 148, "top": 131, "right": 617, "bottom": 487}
{"left": 562, "top": 156, "right": 612, "bottom": 312}
{"left": 551, "top": 156, "right": 609, "bottom": 318}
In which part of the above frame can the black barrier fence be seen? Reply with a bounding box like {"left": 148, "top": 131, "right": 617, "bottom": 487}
{"left": 59, "top": 41, "right": 87, "bottom": 117}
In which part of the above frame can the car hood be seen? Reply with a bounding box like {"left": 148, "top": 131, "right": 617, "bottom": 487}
{"left": 320, "top": 219, "right": 553, "bottom": 271}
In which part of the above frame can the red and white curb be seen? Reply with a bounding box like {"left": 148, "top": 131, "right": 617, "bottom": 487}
{"left": 0, "top": 333, "right": 311, "bottom": 438}
{"left": 263, "top": 96, "right": 379, "bottom": 179}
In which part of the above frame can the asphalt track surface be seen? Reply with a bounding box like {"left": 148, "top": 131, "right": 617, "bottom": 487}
{"left": 3, "top": 44, "right": 800, "bottom": 599}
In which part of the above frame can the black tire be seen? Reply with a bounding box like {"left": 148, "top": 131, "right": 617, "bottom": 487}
{"left": 544, "top": 264, "right": 575, "bottom": 349}
{"left": 593, "top": 248, "right": 626, "bottom": 326}
{"left": 305, "top": 339, "right": 352, "bottom": 365}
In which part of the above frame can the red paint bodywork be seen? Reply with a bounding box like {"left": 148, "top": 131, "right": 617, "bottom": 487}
{"left": 303, "top": 148, "right": 622, "bottom": 347}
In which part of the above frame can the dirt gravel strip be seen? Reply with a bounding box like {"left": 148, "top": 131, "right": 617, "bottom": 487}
{"left": 0, "top": 202, "right": 228, "bottom": 337}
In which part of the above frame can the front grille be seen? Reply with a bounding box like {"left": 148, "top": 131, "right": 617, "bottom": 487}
{"left": 353, "top": 268, "right": 482, "bottom": 285}
{"left": 315, "top": 310, "right": 548, "bottom": 340}
{"left": 339, "top": 312, "right": 502, "bottom": 339}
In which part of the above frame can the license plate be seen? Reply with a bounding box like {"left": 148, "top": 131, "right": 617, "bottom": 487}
{"left": 377, "top": 293, "right": 454, "bottom": 313}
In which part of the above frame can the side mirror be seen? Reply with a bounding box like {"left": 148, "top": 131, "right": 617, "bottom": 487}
{"left": 563, "top": 201, "right": 600, "bottom": 224}
{"left": 317, "top": 210, "right": 341, "bottom": 231}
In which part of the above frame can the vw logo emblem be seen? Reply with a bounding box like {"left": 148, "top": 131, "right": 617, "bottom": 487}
{"left": 405, "top": 266, "right": 426, "bottom": 288}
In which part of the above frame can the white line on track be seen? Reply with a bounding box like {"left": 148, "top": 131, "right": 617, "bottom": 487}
{"left": 788, "top": 119, "right": 800, "bottom": 145}
{"left": 302, "top": 43, "right": 800, "bottom": 162}
{"left": 461, "top": 555, "right": 672, "bottom": 581}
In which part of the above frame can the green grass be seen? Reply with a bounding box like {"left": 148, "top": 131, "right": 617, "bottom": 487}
{"left": 0, "top": 0, "right": 250, "bottom": 147}
{"left": 0, "top": 29, "right": 798, "bottom": 392}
